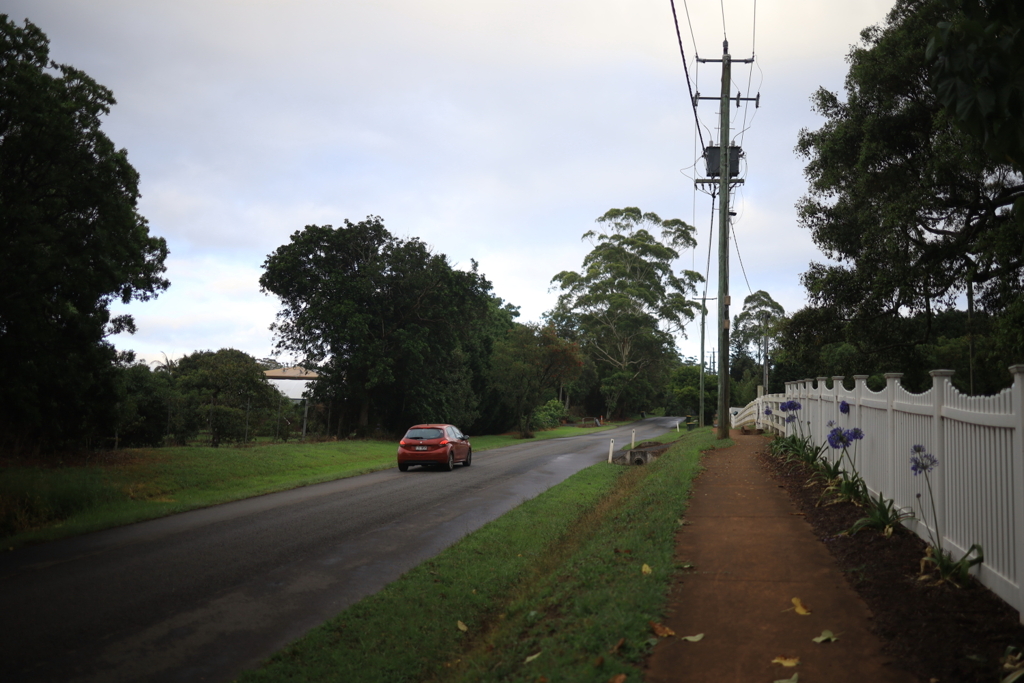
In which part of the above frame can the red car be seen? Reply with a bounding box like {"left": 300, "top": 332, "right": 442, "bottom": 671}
{"left": 397, "top": 424, "right": 472, "bottom": 471}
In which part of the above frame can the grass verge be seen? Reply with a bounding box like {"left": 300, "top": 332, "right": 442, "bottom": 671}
{"left": 469, "top": 421, "right": 629, "bottom": 451}
{"left": 237, "top": 427, "right": 728, "bottom": 683}
{"left": 1, "top": 440, "right": 397, "bottom": 548}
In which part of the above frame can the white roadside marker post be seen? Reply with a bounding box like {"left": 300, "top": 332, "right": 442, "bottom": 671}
{"left": 608, "top": 439, "right": 614, "bottom": 464}
{"left": 631, "top": 429, "right": 635, "bottom": 449}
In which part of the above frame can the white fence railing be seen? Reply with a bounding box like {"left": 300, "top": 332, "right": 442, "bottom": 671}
{"left": 739, "top": 366, "right": 1024, "bottom": 620}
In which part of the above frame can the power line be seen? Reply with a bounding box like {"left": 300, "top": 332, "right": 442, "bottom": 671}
{"left": 738, "top": 0, "right": 760, "bottom": 147}
{"left": 702, "top": 191, "right": 716, "bottom": 301}
{"left": 669, "top": 0, "right": 706, "bottom": 151}
{"left": 680, "top": 0, "right": 699, "bottom": 57}
{"left": 719, "top": 0, "right": 728, "bottom": 41}
{"left": 731, "top": 212, "right": 754, "bottom": 297}
{"left": 737, "top": 59, "right": 763, "bottom": 147}
{"left": 751, "top": 0, "right": 757, "bottom": 57}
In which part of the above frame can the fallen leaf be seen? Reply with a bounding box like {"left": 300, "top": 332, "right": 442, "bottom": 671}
{"left": 593, "top": 656, "right": 604, "bottom": 667}
{"left": 610, "top": 637, "right": 625, "bottom": 654}
{"left": 773, "top": 674, "right": 799, "bottom": 683}
{"left": 791, "top": 597, "right": 812, "bottom": 615}
{"left": 609, "top": 675, "right": 627, "bottom": 683}
{"left": 642, "top": 563, "right": 653, "bottom": 575}
{"left": 812, "top": 630, "right": 839, "bottom": 643}
{"left": 524, "top": 652, "right": 542, "bottom": 663}
{"left": 649, "top": 621, "right": 675, "bottom": 637}
{"left": 614, "top": 548, "right": 633, "bottom": 554}
{"left": 538, "top": 677, "right": 548, "bottom": 683}
{"left": 680, "top": 633, "right": 705, "bottom": 642}
{"left": 457, "top": 620, "right": 468, "bottom": 632}
{"left": 772, "top": 656, "right": 800, "bottom": 667}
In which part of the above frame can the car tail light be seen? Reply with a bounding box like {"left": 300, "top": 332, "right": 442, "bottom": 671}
{"left": 399, "top": 440, "right": 407, "bottom": 446}
{"left": 439, "top": 439, "right": 449, "bottom": 446}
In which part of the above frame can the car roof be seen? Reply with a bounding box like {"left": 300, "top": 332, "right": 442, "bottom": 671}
{"left": 407, "top": 424, "right": 453, "bottom": 430}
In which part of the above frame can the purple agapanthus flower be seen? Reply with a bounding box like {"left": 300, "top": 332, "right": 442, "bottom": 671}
{"left": 827, "top": 426, "right": 851, "bottom": 449}
{"left": 826, "top": 420, "right": 835, "bottom": 428}
{"left": 785, "top": 414, "right": 797, "bottom": 424}
{"left": 848, "top": 427, "right": 864, "bottom": 441}
{"left": 779, "top": 400, "right": 802, "bottom": 412}
{"left": 764, "top": 408, "right": 773, "bottom": 416}
{"left": 910, "top": 446, "right": 938, "bottom": 475}
{"left": 839, "top": 400, "right": 851, "bottom": 415}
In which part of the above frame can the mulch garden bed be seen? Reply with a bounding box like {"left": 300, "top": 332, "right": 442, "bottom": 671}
{"left": 757, "top": 446, "right": 1024, "bottom": 683}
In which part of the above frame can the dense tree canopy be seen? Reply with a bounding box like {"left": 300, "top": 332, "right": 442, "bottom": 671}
{"left": 550, "top": 207, "right": 702, "bottom": 416}
{"left": 489, "top": 323, "right": 583, "bottom": 437}
{"left": 731, "top": 290, "right": 785, "bottom": 368}
{"left": 173, "top": 349, "right": 282, "bottom": 447}
{"left": 0, "top": 17, "right": 169, "bottom": 452}
{"left": 260, "top": 217, "right": 515, "bottom": 435}
{"left": 794, "top": 0, "right": 1024, "bottom": 375}
{"left": 927, "top": 0, "right": 1024, "bottom": 170}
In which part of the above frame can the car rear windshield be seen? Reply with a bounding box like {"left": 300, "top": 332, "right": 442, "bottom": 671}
{"left": 404, "top": 428, "right": 444, "bottom": 440}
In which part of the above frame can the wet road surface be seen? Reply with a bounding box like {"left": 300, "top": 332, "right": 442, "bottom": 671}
{"left": 1, "top": 418, "right": 680, "bottom": 682}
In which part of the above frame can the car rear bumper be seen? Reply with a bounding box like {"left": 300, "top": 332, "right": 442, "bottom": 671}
{"left": 397, "top": 449, "right": 449, "bottom": 465}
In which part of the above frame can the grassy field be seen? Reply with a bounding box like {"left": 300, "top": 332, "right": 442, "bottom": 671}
{"left": 239, "top": 428, "right": 727, "bottom": 683}
{"left": 0, "top": 421, "right": 630, "bottom": 549}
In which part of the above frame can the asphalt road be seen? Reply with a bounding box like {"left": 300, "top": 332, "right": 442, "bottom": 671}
{"left": 1, "top": 417, "right": 681, "bottom": 683}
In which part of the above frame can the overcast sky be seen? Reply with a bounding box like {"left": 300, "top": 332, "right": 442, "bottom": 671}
{"left": 9, "top": 0, "right": 895, "bottom": 366}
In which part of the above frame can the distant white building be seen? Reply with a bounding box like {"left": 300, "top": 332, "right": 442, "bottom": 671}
{"left": 264, "top": 366, "right": 318, "bottom": 400}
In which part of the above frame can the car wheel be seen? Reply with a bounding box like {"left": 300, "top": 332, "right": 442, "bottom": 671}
{"left": 444, "top": 450, "right": 454, "bottom": 471}
{"left": 463, "top": 449, "right": 472, "bottom": 467}
{"left": 398, "top": 463, "right": 409, "bottom": 472}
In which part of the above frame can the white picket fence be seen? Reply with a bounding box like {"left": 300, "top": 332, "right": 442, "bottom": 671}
{"left": 733, "top": 366, "right": 1024, "bottom": 620}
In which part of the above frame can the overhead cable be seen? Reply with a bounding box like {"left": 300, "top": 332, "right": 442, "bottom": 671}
{"left": 669, "top": 0, "right": 706, "bottom": 151}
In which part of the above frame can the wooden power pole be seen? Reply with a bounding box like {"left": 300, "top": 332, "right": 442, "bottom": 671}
{"left": 694, "top": 40, "right": 757, "bottom": 440}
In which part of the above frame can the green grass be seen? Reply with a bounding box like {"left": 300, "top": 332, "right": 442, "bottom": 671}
{"left": 618, "top": 424, "right": 693, "bottom": 450}
{"left": 469, "top": 421, "right": 628, "bottom": 451}
{"left": 1, "top": 440, "right": 398, "bottom": 548}
{"left": 238, "top": 427, "right": 728, "bottom": 683}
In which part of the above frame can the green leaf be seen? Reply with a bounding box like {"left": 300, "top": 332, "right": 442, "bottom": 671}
{"left": 812, "top": 630, "right": 838, "bottom": 643}
{"left": 773, "top": 674, "right": 799, "bottom": 683}
{"left": 680, "top": 633, "right": 704, "bottom": 642}
{"left": 524, "top": 651, "right": 542, "bottom": 663}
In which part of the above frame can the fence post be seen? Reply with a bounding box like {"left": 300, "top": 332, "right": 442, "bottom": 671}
{"left": 852, "top": 375, "right": 869, "bottom": 477}
{"left": 930, "top": 370, "right": 955, "bottom": 550}
{"left": 885, "top": 373, "right": 903, "bottom": 509}
{"left": 832, "top": 375, "right": 845, "bottom": 446}
{"left": 1009, "top": 365, "right": 1024, "bottom": 620}
{"left": 816, "top": 377, "right": 828, "bottom": 445}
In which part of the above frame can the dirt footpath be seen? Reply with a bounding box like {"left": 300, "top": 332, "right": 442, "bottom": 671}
{"left": 644, "top": 431, "right": 917, "bottom": 683}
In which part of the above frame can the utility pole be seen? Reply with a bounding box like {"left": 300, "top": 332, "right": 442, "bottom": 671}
{"left": 762, "top": 311, "right": 769, "bottom": 392}
{"left": 694, "top": 40, "right": 757, "bottom": 440}
{"left": 700, "top": 295, "right": 706, "bottom": 428}
{"left": 694, "top": 295, "right": 716, "bottom": 428}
